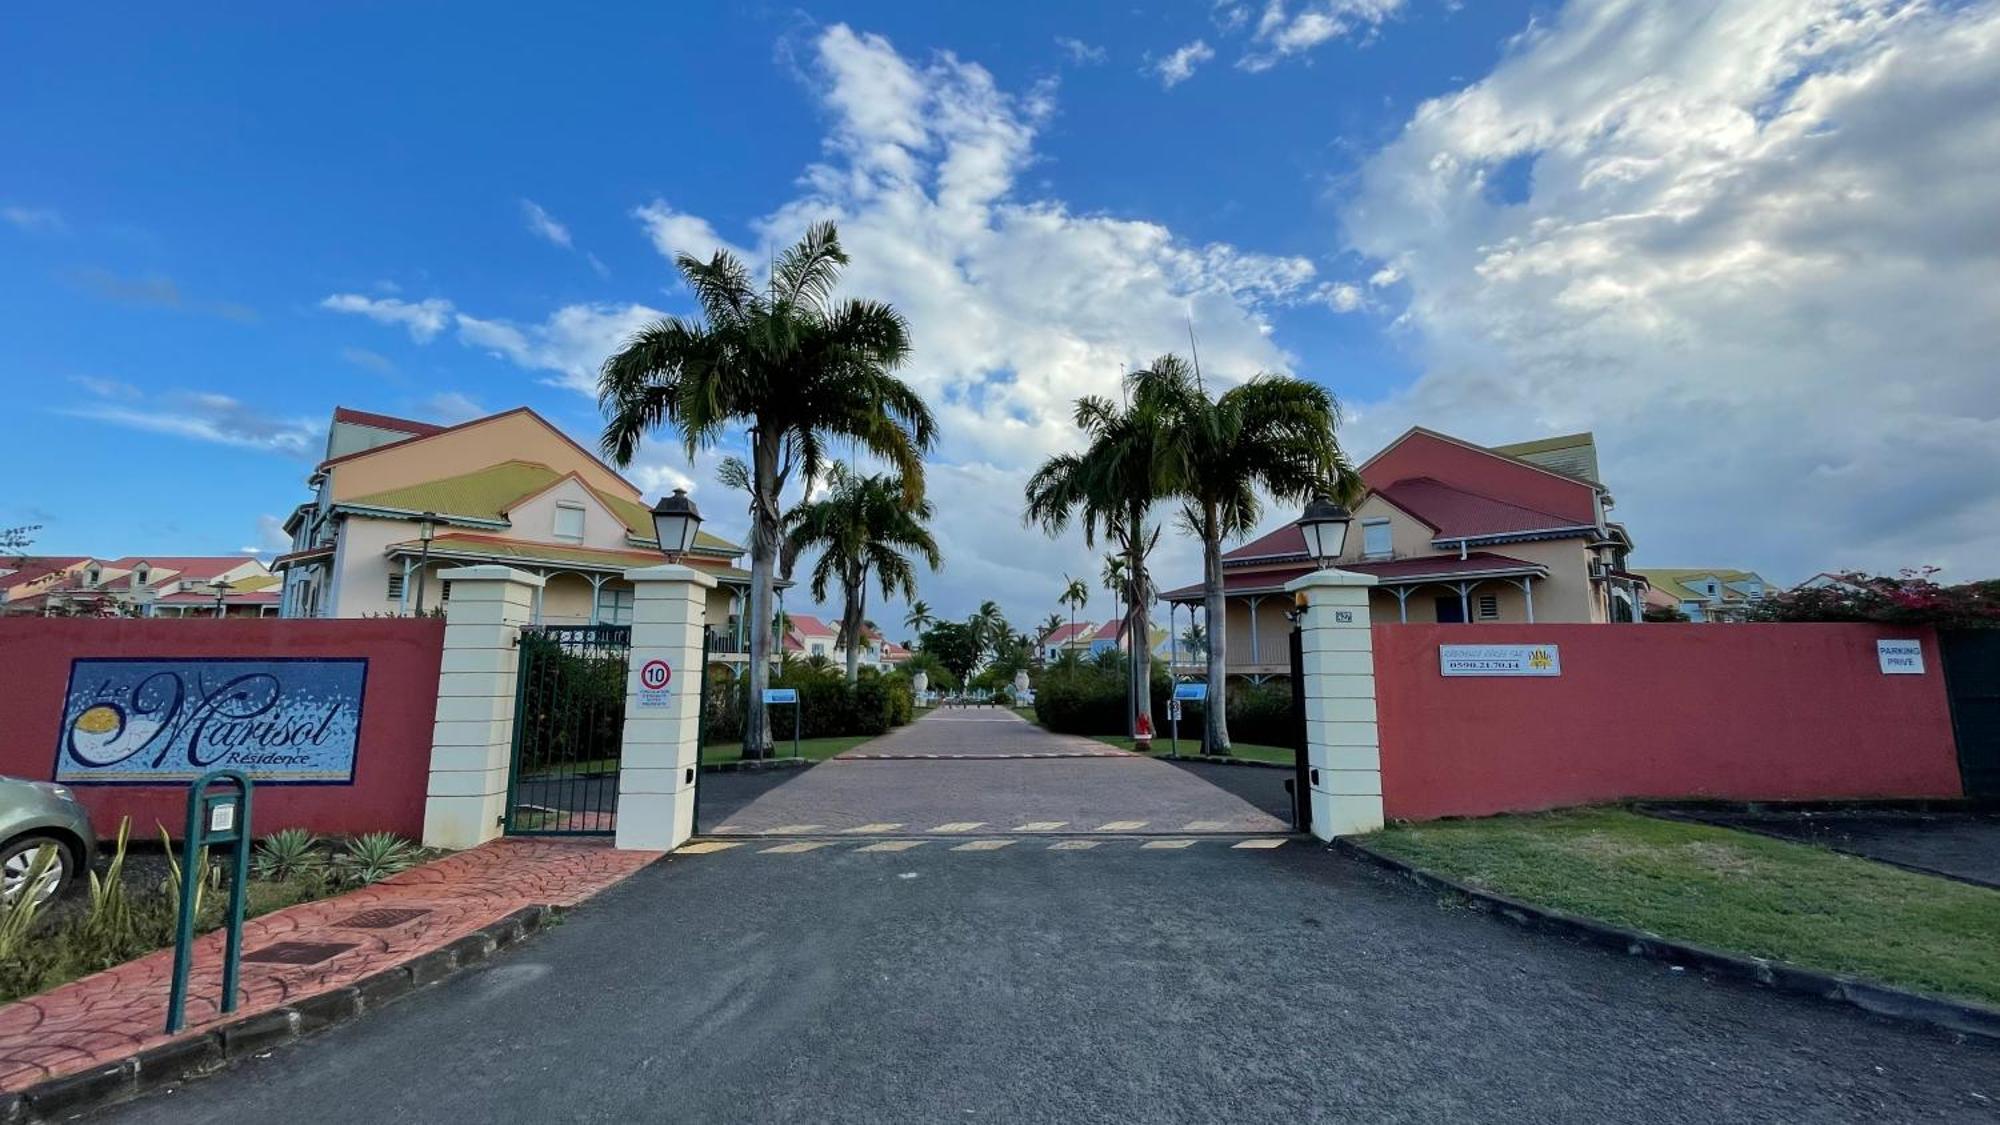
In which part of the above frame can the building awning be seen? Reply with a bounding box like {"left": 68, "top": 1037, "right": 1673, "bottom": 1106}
{"left": 272, "top": 546, "right": 335, "bottom": 570}
{"left": 385, "top": 532, "right": 760, "bottom": 585}
{"left": 1162, "top": 552, "right": 1549, "bottom": 603}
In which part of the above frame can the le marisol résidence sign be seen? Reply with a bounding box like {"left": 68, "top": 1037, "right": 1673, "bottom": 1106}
{"left": 55, "top": 658, "right": 368, "bottom": 785}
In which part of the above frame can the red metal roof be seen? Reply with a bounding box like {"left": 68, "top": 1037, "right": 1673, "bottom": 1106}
{"left": 1373, "top": 478, "right": 1590, "bottom": 540}
{"left": 1163, "top": 552, "right": 1547, "bottom": 601}
{"left": 0, "top": 558, "right": 87, "bottom": 592}
{"left": 1040, "top": 622, "right": 1094, "bottom": 646}
{"left": 332, "top": 407, "right": 447, "bottom": 438}
{"left": 102, "top": 557, "right": 252, "bottom": 580}
{"left": 786, "top": 614, "right": 836, "bottom": 637}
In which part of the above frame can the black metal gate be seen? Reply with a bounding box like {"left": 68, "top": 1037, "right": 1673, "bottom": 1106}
{"left": 505, "top": 624, "right": 632, "bottom": 836}
{"left": 1940, "top": 630, "right": 2000, "bottom": 799}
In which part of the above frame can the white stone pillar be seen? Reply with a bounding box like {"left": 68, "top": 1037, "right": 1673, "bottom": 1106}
{"left": 1285, "top": 568, "right": 1383, "bottom": 840}
{"left": 422, "top": 565, "right": 545, "bottom": 850}
{"left": 614, "top": 564, "right": 715, "bottom": 851}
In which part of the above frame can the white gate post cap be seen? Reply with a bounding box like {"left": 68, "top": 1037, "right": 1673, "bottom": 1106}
{"left": 622, "top": 564, "right": 718, "bottom": 589}
{"left": 1285, "top": 568, "right": 1379, "bottom": 592}
{"left": 436, "top": 564, "right": 546, "bottom": 588}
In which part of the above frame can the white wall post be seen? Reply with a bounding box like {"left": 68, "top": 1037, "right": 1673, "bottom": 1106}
{"left": 614, "top": 564, "right": 715, "bottom": 851}
{"left": 1285, "top": 568, "right": 1383, "bottom": 840}
{"left": 422, "top": 565, "right": 545, "bottom": 849}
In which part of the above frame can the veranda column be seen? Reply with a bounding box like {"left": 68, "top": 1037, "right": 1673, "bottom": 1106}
{"left": 422, "top": 565, "right": 545, "bottom": 849}
{"left": 614, "top": 564, "right": 715, "bottom": 851}
{"left": 1285, "top": 568, "right": 1383, "bottom": 840}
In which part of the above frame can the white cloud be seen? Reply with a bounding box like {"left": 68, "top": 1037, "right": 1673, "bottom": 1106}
{"left": 320, "top": 294, "right": 454, "bottom": 342}
{"left": 248, "top": 514, "right": 292, "bottom": 556}
{"left": 1367, "top": 265, "right": 1402, "bottom": 287}
{"left": 421, "top": 391, "right": 489, "bottom": 424}
{"left": 1055, "top": 37, "right": 1106, "bottom": 65}
{"left": 3, "top": 205, "right": 64, "bottom": 233}
{"left": 633, "top": 199, "right": 749, "bottom": 265}
{"left": 520, "top": 198, "right": 573, "bottom": 249}
{"left": 1318, "top": 282, "right": 1366, "bottom": 312}
{"left": 1341, "top": 0, "right": 2000, "bottom": 581}
{"left": 454, "top": 303, "right": 665, "bottom": 393}
{"left": 340, "top": 346, "right": 396, "bottom": 374}
{"left": 1242, "top": 0, "right": 1406, "bottom": 70}
{"left": 1155, "top": 39, "right": 1216, "bottom": 88}
{"left": 62, "top": 382, "right": 321, "bottom": 457}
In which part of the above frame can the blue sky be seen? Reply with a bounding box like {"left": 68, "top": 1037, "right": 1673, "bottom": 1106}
{"left": 5, "top": 1, "right": 1997, "bottom": 624}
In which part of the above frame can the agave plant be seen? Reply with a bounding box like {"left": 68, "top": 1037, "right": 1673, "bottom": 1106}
{"left": 81, "top": 818, "right": 134, "bottom": 947}
{"left": 335, "top": 833, "right": 417, "bottom": 885}
{"left": 0, "top": 846, "right": 58, "bottom": 959}
{"left": 253, "top": 827, "right": 324, "bottom": 883}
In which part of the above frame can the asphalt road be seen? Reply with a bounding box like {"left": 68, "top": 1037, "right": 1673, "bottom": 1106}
{"left": 95, "top": 840, "right": 1999, "bottom": 1124}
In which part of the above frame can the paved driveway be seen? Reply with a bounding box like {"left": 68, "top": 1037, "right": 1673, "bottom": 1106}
{"left": 1648, "top": 805, "right": 2000, "bottom": 888}
{"left": 705, "top": 710, "right": 1289, "bottom": 837}
{"left": 99, "top": 841, "right": 1997, "bottom": 1124}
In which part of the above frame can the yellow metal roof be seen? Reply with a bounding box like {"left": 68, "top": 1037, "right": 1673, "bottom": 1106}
{"left": 393, "top": 533, "right": 754, "bottom": 583}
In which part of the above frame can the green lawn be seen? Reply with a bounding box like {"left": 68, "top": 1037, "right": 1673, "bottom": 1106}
{"left": 1366, "top": 808, "right": 2000, "bottom": 1007}
{"left": 1086, "top": 734, "right": 1297, "bottom": 766}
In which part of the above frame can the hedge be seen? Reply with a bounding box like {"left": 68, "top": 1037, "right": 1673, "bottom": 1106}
{"left": 1033, "top": 659, "right": 1299, "bottom": 749}
{"left": 701, "top": 666, "right": 915, "bottom": 745}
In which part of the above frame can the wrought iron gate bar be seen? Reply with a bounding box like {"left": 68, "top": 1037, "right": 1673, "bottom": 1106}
{"left": 503, "top": 623, "right": 632, "bottom": 837}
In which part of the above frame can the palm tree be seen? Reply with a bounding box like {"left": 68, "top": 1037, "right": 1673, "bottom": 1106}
{"left": 1133, "top": 354, "right": 1350, "bottom": 754}
{"left": 1057, "top": 574, "right": 1089, "bottom": 655}
{"left": 599, "top": 221, "right": 936, "bottom": 758}
{"left": 1024, "top": 375, "right": 1182, "bottom": 738}
{"left": 783, "top": 464, "right": 942, "bottom": 683}
{"left": 968, "top": 600, "right": 1007, "bottom": 663}
{"left": 903, "top": 599, "right": 935, "bottom": 638}
{"left": 1038, "top": 612, "right": 1064, "bottom": 644}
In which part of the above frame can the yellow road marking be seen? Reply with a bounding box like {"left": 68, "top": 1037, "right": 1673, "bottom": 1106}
{"left": 951, "top": 839, "right": 1014, "bottom": 851}
{"left": 769, "top": 824, "right": 825, "bottom": 834}
{"left": 843, "top": 823, "right": 904, "bottom": 833}
{"left": 1141, "top": 839, "right": 1197, "bottom": 849}
{"left": 676, "top": 840, "right": 742, "bottom": 854}
{"left": 1182, "top": 820, "right": 1232, "bottom": 831}
{"left": 856, "top": 840, "right": 927, "bottom": 852}
{"left": 1232, "top": 838, "right": 1288, "bottom": 850}
{"left": 1095, "top": 820, "right": 1147, "bottom": 832}
{"left": 1048, "top": 840, "right": 1100, "bottom": 850}
{"left": 759, "top": 841, "right": 832, "bottom": 854}
{"left": 1013, "top": 821, "right": 1068, "bottom": 832}
{"left": 931, "top": 821, "right": 986, "bottom": 833}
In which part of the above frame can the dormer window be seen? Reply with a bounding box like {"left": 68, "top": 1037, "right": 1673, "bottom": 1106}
{"left": 1705, "top": 581, "right": 1718, "bottom": 596}
{"left": 553, "top": 502, "right": 585, "bottom": 543}
{"left": 83, "top": 565, "right": 100, "bottom": 588}
{"left": 132, "top": 564, "right": 150, "bottom": 588}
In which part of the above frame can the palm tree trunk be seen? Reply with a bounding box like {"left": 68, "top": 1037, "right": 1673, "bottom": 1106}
{"left": 1201, "top": 502, "right": 1230, "bottom": 755}
{"left": 843, "top": 576, "right": 863, "bottom": 684}
{"left": 743, "top": 429, "right": 781, "bottom": 759}
{"left": 1127, "top": 503, "right": 1153, "bottom": 741}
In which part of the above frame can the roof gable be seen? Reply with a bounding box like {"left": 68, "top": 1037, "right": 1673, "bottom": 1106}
{"left": 1361, "top": 428, "right": 1600, "bottom": 526}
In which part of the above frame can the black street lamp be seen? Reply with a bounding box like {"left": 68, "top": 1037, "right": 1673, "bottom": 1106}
{"left": 412, "top": 512, "right": 437, "bottom": 616}
{"left": 651, "top": 488, "right": 704, "bottom": 562}
{"left": 208, "top": 577, "right": 231, "bottom": 619}
{"left": 1295, "top": 498, "right": 1353, "bottom": 569}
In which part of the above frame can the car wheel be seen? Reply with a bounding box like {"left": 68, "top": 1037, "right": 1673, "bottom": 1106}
{"left": 0, "top": 835, "right": 75, "bottom": 908}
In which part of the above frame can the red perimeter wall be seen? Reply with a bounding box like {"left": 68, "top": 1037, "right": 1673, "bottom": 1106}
{"left": 1373, "top": 623, "right": 1963, "bottom": 821}
{"left": 0, "top": 618, "right": 444, "bottom": 840}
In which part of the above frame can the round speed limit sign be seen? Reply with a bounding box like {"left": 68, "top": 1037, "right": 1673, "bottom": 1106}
{"left": 639, "top": 659, "right": 672, "bottom": 694}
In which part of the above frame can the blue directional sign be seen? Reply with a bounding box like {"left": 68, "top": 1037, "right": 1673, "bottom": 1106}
{"left": 1172, "top": 682, "right": 1208, "bottom": 701}
{"left": 763, "top": 688, "right": 799, "bottom": 704}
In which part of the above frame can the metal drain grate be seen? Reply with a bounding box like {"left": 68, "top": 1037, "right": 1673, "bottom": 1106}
{"left": 242, "top": 941, "right": 359, "bottom": 966}
{"left": 333, "top": 907, "right": 432, "bottom": 930}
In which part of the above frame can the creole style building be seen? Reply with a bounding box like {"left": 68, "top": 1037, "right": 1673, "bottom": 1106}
{"left": 1162, "top": 427, "right": 1649, "bottom": 680}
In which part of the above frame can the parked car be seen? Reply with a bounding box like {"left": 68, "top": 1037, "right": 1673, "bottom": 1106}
{"left": 0, "top": 777, "right": 96, "bottom": 907}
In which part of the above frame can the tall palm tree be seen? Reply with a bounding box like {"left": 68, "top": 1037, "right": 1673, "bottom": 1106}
{"left": 600, "top": 221, "right": 936, "bottom": 758}
{"left": 968, "top": 600, "right": 1007, "bottom": 663}
{"left": 1024, "top": 375, "right": 1182, "bottom": 738}
{"left": 903, "top": 599, "right": 935, "bottom": 638}
{"left": 1038, "top": 612, "right": 1064, "bottom": 643}
{"left": 1057, "top": 574, "right": 1089, "bottom": 655}
{"left": 1133, "top": 354, "right": 1351, "bottom": 754}
{"left": 783, "top": 464, "right": 942, "bottom": 683}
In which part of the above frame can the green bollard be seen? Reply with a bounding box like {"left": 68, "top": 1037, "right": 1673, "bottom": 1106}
{"left": 165, "top": 769, "right": 253, "bottom": 1034}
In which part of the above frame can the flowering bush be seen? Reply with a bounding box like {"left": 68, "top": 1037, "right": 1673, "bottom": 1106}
{"left": 1748, "top": 568, "right": 2000, "bottom": 628}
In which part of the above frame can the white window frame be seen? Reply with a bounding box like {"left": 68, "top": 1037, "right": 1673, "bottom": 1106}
{"left": 553, "top": 502, "right": 586, "bottom": 543}
{"left": 1361, "top": 519, "right": 1392, "bottom": 559}
{"left": 595, "top": 586, "right": 634, "bottom": 625}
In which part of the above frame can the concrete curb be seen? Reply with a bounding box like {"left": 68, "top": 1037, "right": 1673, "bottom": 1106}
{"left": 1155, "top": 754, "right": 1293, "bottom": 771}
{"left": 1636, "top": 803, "right": 2000, "bottom": 892}
{"left": 1, "top": 904, "right": 558, "bottom": 1123}
{"left": 1332, "top": 838, "right": 2000, "bottom": 1047}
{"left": 700, "top": 756, "right": 813, "bottom": 775}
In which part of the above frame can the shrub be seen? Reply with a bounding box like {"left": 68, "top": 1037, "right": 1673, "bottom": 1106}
{"left": 1033, "top": 660, "right": 1302, "bottom": 750}
{"left": 336, "top": 833, "right": 419, "bottom": 885}
{"left": 699, "top": 666, "right": 916, "bottom": 745}
{"left": 1747, "top": 568, "right": 2000, "bottom": 627}
{"left": 253, "top": 828, "right": 323, "bottom": 883}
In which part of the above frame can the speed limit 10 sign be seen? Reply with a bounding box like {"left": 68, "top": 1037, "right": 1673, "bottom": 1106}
{"left": 638, "top": 659, "right": 673, "bottom": 707}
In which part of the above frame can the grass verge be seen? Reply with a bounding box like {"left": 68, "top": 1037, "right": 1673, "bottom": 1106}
{"left": 700, "top": 734, "right": 876, "bottom": 764}
{"left": 1085, "top": 734, "right": 1296, "bottom": 766}
{"left": 1366, "top": 807, "right": 2000, "bottom": 1007}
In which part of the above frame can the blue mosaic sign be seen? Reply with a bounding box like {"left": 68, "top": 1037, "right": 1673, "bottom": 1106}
{"left": 55, "top": 658, "right": 368, "bottom": 785}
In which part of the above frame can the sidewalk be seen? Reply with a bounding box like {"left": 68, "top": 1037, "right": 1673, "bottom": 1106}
{"left": 0, "top": 838, "right": 660, "bottom": 1094}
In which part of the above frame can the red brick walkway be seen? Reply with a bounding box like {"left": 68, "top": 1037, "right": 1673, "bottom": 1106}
{"left": 0, "top": 838, "right": 659, "bottom": 1093}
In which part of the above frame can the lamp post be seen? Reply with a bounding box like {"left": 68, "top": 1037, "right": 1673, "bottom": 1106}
{"left": 411, "top": 512, "right": 437, "bottom": 616}
{"left": 651, "top": 488, "right": 703, "bottom": 562}
{"left": 209, "top": 577, "right": 231, "bottom": 619}
{"left": 1294, "top": 497, "right": 1353, "bottom": 570}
